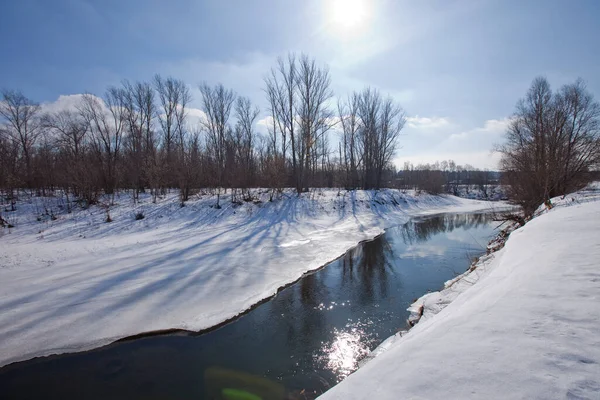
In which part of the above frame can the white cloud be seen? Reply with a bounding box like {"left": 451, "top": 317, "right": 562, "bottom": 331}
{"left": 401, "top": 243, "right": 447, "bottom": 258}
{"left": 448, "top": 118, "right": 510, "bottom": 141}
{"left": 256, "top": 116, "right": 272, "bottom": 126}
{"left": 394, "top": 118, "right": 511, "bottom": 170}
{"left": 481, "top": 118, "right": 512, "bottom": 132}
{"left": 39, "top": 94, "right": 91, "bottom": 114}
{"left": 406, "top": 116, "right": 451, "bottom": 130}
{"left": 182, "top": 107, "right": 207, "bottom": 131}
{"left": 255, "top": 116, "right": 273, "bottom": 135}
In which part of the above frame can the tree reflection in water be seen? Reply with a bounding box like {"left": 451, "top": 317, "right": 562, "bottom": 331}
{"left": 341, "top": 236, "right": 394, "bottom": 305}
{"left": 401, "top": 213, "right": 492, "bottom": 245}
{"left": 340, "top": 213, "right": 493, "bottom": 307}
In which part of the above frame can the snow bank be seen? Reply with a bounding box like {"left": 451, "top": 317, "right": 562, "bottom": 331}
{"left": 0, "top": 189, "right": 503, "bottom": 367}
{"left": 319, "top": 188, "right": 600, "bottom": 400}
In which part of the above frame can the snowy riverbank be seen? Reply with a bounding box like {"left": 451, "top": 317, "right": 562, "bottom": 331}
{"left": 0, "top": 189, "right": 504, "bottom": 367}
{"left": 319, "top": 186, "right": 600, "bottom": 400}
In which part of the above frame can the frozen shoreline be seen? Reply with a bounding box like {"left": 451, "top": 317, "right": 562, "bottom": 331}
{"left": 320, "top": 186, "right": 600, "bottom": 399}
{"left": 0, "top": 189, "right": 505, "bottom": 367}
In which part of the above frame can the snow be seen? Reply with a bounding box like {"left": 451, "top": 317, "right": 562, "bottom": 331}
{"left": 319, "top": 187, "right": 600, "bottom": 400}
{"left": 0, "top": 189, "right": 504, "bottom": 367}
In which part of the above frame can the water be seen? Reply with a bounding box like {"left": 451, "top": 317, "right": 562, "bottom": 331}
{"left": 0, "top": 213, "right": 497, "bottom": 400}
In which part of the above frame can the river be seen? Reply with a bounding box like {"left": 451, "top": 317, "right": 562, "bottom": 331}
{"left": 0, "top": 212, "right": 497, "bottom": 400}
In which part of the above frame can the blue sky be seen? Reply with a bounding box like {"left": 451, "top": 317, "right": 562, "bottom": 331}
{"left": 1, "top": 0, "right": 599, "bottom": 169}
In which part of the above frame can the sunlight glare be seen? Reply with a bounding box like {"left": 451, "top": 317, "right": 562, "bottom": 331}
{"left": 328, "top": 0, "right": 371, "bottom": 33}
{"left": 315, "top": 324, "right": 373, "bottom": 380}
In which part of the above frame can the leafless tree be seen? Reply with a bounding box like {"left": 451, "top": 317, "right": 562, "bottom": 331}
{"left": 0, "top": 90, "right": 42, "bottom": 188}
{"left": 122, "top": 80, "right": 157, "bottom": 201}
{"left": 356, "top": 87, "right": 406, "bottom": 189}
{"left": 0, "top": 128, "right": 20, "bottom": 206}
{"left": 265, "top": 53, "right": 333, "bottom": 194}
{"left": 200, "top": 83, "right": 236, "bottom": 207}
{"left": 178, "top": 126, "right": 202, "bottom": 205}
{"left": 376, "top": 95, "right": 406, "bottom": 188}
{"left": 154, "top": 75, "right": 190, "bottom": 192}
{"left": 265, "top": 54, "right": 297, "bottom": 188}
{"left": 173, "top": 84, "right": 192, "bottom": 205}
{"left": 554, "top": 79, "right": 600, "bottom": 193}
{"left": 498, "top": 77, "right": 600, "bottom": 214}
{"left": 296, "top": 54, "right": 334, "bottom": 192}
{"left": 78, "top": 89, "right": 127, "bottom": 197}
{"left": 233, "top": 96, "right": 260, "bottom": 199}
{"left": 262, "top": 113, "right": 287, "bottom": 200}
{"left": 43, "top": 110, "right": 87, "bottom": 159}
{"left": 42, "top": 109, "right": 97, "bottom": 204}
{"left": 338, "top": 93, "right": 362, "bottom": 188}
{"left": 357, "top": 87, "right": 380, "bottom": 189}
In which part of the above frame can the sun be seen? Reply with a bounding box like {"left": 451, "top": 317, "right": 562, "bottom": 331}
{"left": 328, "top": 0, "right": 371, "bottom": 33}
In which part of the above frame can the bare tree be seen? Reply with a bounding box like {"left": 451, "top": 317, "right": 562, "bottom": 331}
{"left": 233, "top": 96, "right": 260, "bottom": 199}
{"left": 265, "top": 54, "right": 297, "bottom": 188}
{"left": 0, "top": 90, "right": 42, "bottom": 188}
{"left": 357, "top": 87, "right": 380, "bottom": 189}
{"left": 498, "top": 76, "right": 600, "bottom": 214}
{"left": 0, "top": 128, "right": 20, "bottom": 206}
{"left": 376, "top": 95, "right": 406, "bottom": 188}
{"left": 200, "top": 83, "right": 236, "bottom": 207}
{"left": 178, "top": 126, "right": 202, "bottom": 205}
{"left": 265, "top": 53, "right": 333, "bottom": 194}
{"left": 356, "top": 87, "right": 405, "bottom": 189}
{"left": 43, "top": 110, "right": 87, "bottom": 159}
{"left": 338, "top": 93, "right": 362, "bottom": 188}
{"left": 295, "top": 54, "right": 334, "bottom": 192}
{"left": 42, "top": 109, "right": 96, "bottom": 204}
{"left": 122, "top": 80, "right": 156, "bottom": 201}
{"left": 262, "top": 110, "right": 287, "bottom": 200}
{"left": 154, "top": 75, "right": 190, "bottom": 191}
{"left": 555, "top": 79, "right": 600, "bottom": 194}
{"left": 78, "top": 89, "right": 127, "bottom": 197}
{"left": 174, "top": 83, "right": 192, "bottom": 205}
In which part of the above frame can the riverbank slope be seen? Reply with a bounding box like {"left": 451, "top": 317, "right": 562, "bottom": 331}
{"left": 319, "top": 189, "right": 600, "bottom": 400}
{"left": 0, "top": 189, "right": 503, "bottom": 367}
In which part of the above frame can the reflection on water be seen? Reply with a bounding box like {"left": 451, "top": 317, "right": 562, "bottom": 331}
{"left": 340, "top": 236, "right": 395, "bottom": 307}
{"left": 401, "top": 213, "right": 492, "bottom": 244}
{"left": 317, "top": 325, "right": 371, "bottom": 380}
{"left": 0, "top": 213, "right": 497, "bottom": 400}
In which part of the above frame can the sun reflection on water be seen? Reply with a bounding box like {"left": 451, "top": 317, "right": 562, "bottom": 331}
{"left": 315, "top": 321, "right": 374, "bottom": 381}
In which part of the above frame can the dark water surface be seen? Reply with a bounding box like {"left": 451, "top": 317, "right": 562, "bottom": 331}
{"left": 0, "top": 213, "right": 497, "bottom": 400}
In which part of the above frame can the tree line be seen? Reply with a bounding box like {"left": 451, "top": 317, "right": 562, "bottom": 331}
{"left": 399, "top": 160, "right": 499, "bottom": 196}
{"left": 0, "top": 53, "right": 407, "bottom": 208}
{"left": 3, "top": 61, "right": 597, "bottom": 214}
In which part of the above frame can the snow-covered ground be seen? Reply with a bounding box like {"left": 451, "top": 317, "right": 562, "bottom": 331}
{"left": 0, "top": 189, "right": 504, "bottom": 367}
{"left": 320, "top": 186, "right": 600, "bottom": 400}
